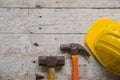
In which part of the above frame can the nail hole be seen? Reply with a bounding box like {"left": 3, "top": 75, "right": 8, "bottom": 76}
{"left": 29, "top": 31, "right": 33, "bottom": 34}
{"left": 55, "top": 37, "right": 57, "bottom": 40}
{"left": 39, "top": 16, "right": 42, "bottom": 18}
{"left": 36, "top": 74, "right": 44, "bottom": 80}
{"left": 35, "top": 5, "right": 40, "bottom": 8}
{"left": 33, "top": 43, "right": 39, "bottom": 47}
{"left": 83, "top": 64, "right": 87, "bottom": 66}
{"left": 33, "top": 60, "right": 36, "bottom": 63}
{"left": 39, "top": 27, "right": 42, "bottom": 30}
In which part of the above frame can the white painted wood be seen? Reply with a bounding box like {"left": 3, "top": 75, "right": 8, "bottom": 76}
{"left": 36, "top": 0, "right": 120, "bottom": 8}
{"left": 0, "top": 0, "right": 120, "bottom": 8}
{"left": 0, "top": 9, "right": 120, "bottom": 34}
{"left": 0, "top": 0, "right": 120, "bottom": 79}
{"left": 0, "top": 34, "right": 120, "bottom": 80}
{"left": 0, "top": 0, "right": 35, "bottom": 7}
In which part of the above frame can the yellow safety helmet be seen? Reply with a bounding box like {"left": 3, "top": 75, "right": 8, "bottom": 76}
{"left": 85, "top": 18, "right": 120, "bottom": 76}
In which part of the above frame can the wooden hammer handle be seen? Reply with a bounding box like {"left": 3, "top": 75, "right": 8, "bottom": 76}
{"left": 49, "top": 67, "right": 55, "bottom": 80}
{"left": 72, "top": 55, "right": 79, "bottom": 80}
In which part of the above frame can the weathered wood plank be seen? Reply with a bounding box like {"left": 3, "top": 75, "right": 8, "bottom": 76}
{"left": 0, "top": 0, "right": 35, "bottom": 8}
{"left": 35, "top": 0, "right": 120, "bottom": 8}
{"left": 0, "top": 0, "right": 120, "bottom": 8}
{"left": 0, "top": 9, "right": 120, "bottom": 34}
{"left": 0, "top": 34, "right": 120, "bottom": 80}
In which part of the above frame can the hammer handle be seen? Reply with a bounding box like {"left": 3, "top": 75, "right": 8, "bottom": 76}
{"left": 49, "top": 67, "right": 55, "bottom": 80}
{"left": 72, "top": 55, "right": 79, "bottom": 80}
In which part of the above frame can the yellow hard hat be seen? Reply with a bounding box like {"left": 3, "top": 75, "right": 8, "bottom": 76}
{"left": 85, "top": 18, "right": 120, "bottom": 76}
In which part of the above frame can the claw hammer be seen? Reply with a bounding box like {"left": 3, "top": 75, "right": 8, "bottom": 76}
{"left": 60, "top": 43, "right": 90, "bottom": 80}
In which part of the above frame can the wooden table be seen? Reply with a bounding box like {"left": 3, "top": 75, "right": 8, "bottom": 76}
{"left": 0, "top": 0, "right": 120, "bottom": 80}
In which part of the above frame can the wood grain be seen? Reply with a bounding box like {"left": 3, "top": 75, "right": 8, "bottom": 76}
{"left": 0, "top": 0, "right": 120, "bottom": 80}
{"left": 0, "top": 34, "right": 120, "bottom": 80}
{"left": 0, "top": 9, "right": 120, "bottom": 34}
{"left": 0, "top": 0, "right": 120, "bottom": 8}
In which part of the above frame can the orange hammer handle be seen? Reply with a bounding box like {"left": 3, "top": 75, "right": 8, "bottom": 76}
{"left": 72, "top": 55, "right": 79, "bottom": 80}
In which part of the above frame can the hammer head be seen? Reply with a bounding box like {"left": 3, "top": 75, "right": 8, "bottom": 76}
{"left": 60, "top": 43, "right": 90, "bottom": 56}
{"left": 38, "top": 56, "right": 65, "bottom": 67}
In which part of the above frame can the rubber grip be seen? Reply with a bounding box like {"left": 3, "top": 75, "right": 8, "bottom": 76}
{"left": 72, "top": 55, "right": 79, "bottom": 80}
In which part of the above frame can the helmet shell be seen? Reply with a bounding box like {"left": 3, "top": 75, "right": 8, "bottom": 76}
{"left": 85, "top": 18, "right": 120, "bottom": 75}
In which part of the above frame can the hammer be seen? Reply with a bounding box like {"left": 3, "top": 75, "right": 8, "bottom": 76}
{"left": 60, "top": 43, "right": 90, "bottom": 80}
{"left": 38, "top": 56, "right": 65, "bottom": 80}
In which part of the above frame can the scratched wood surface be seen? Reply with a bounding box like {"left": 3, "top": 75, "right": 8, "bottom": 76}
{"left": 0, "top": 0, "right": 120, "bottom": 8}
{"left": 1, "top": 9, "right": 120, "bottom": 34}
{"left": 0, "top": 0, "right": 120, "bottom": 80}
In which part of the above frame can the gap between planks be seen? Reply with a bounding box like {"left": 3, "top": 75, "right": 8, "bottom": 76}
{"left": 0, "top": 7, "right": 120, "bottom": 9}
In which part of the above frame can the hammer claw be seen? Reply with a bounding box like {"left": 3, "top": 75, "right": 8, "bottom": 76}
{"left": 79, "top": 46, "right": 90, "bottom": 57}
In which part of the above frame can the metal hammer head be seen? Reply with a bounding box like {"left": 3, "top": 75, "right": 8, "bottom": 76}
{"left": 60, "top": 43, "right": 90, "bottom": 56}
{"left": 38, "top": 56, "right": 65, "bottom": 67}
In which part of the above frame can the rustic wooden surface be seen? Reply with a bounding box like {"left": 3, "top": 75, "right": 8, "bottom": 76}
{"left": 0, "top": 0, "right": 120, "bottom": 80}
{"left": 0, "top": 0, "right": 120, "bottom": 8}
